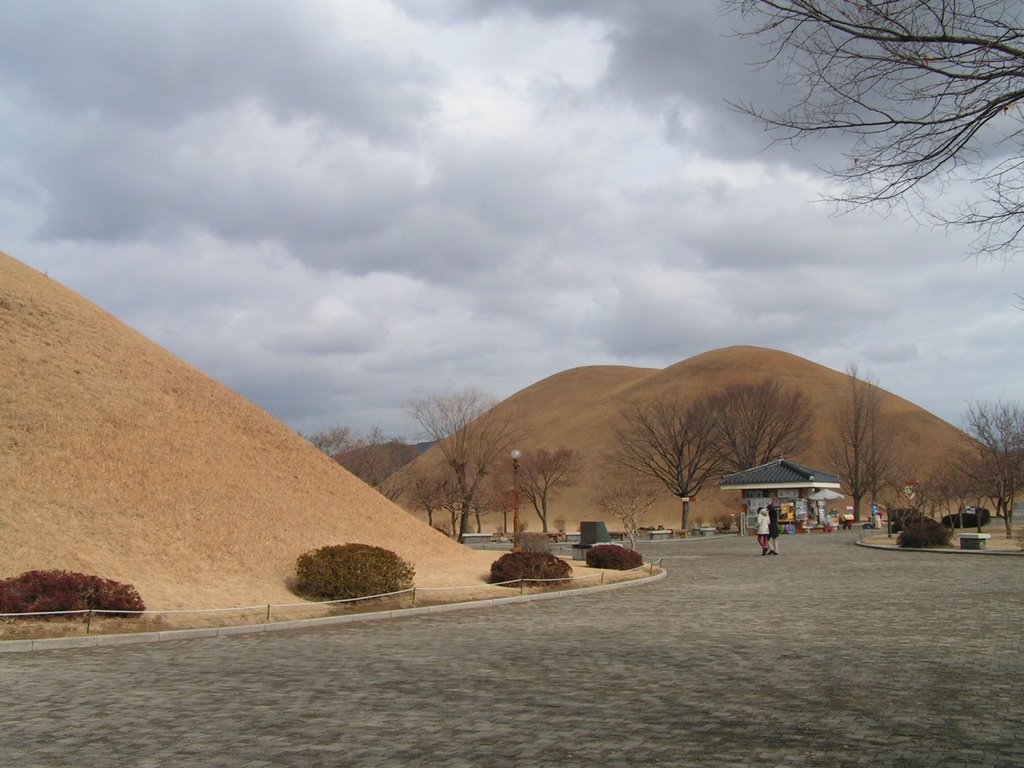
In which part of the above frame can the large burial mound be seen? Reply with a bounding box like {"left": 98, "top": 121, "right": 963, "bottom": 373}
{"left": 406, "top": 347, "right": 972, "bottom": 532}
{"left": 0, "top": 252, "right": 491, "bottom": 609}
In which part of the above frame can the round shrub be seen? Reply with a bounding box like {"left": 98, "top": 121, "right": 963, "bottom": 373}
{"left": 0, "top": 570, "right": 145, "bottom": 617}
{"left": 489, "top": 551, "right": 572, "bottom": 587}
{"left": 295, "top": 544, "right": 415, "bottom": 600}
{"left": 585, "top": 544, "right": 643, "bottom": 570}
{"left": 897, "top": 519, "right": 954, "bottom": 549}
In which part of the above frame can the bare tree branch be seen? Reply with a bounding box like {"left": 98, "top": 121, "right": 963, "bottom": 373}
{"left": 727, "top": 0, "right": 1024, "bottom": 259}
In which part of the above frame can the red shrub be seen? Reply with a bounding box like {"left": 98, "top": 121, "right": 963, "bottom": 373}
{"left": 0, "top": 570, "right": 146, "bottom": 617}
{"left": 897, "top": 519, "right": 954, "bottom": 549}
{"left": 489, "top": 551, "right": 572, "bottom": 587}
{"left": 585, "top": 544, "right": 643, "bottom": 570}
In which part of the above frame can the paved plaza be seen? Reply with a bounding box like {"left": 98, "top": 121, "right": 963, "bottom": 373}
{"left": 2, "top": 531, "right": 1022, "bottom": 767}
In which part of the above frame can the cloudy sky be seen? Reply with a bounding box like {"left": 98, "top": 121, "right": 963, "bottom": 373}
{"left": 3, "top": 0, "right": 1020, "bottom": 439}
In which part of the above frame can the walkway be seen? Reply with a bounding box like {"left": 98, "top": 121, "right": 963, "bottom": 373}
{"left": 2, "top": 531, "right": 1021, "bottom": 767}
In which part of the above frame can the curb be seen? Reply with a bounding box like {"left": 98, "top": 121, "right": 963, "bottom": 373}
{"left": 0, "top": 568, "right": 667, "bottom": 654}
{"left": 855, "top": 540, "right": 1024, "bottom": 556}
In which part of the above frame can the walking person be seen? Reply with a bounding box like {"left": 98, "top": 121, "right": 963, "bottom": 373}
{"left": 767, "top": 504, "right": 780, "bottom": 555}
{"left": 756, "top": 506, "right": 771, "bottom": 555}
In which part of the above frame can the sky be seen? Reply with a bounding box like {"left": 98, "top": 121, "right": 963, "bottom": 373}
{"left": 2, "top": 0, "right": 1021, "bottom": 440}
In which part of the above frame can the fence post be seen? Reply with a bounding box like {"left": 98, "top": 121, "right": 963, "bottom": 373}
{"left": 266, "top": 604, "right": 272, "bottom": 623}
{"left": 520, "top": 579, "right": 525, "bottom": 595}
{"left": 411, "top": 588, "right": 417, "bottom": 608}
{"left": 86, "top": 608, "right": 93, "bottom": 634}
{"left": 600, "top": 572, "right": 604, "bottom": 585}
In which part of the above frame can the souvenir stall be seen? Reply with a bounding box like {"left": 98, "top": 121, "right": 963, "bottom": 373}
{"left": 720, "top": 458, "right": 843, "bottom": 534}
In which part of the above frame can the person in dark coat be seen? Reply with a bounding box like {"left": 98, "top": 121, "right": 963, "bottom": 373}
{"left": 767, "top": 504, "right": 780, "bottom": 555}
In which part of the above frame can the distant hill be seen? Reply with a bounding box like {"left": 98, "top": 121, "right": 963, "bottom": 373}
{"left": 403, "top": 347, "right": 970, "bottom": 532}
{"left": 0, "top": 252, "right": 486, "bottom": 608}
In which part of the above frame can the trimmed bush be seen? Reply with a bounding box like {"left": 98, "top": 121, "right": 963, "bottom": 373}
{"left": 489, "top": 551, "right": 572, "bottom": 587}
{"left": 940, "top": 508, "right": 991, "bottom": 529}
{"left": 295, "top": 544, "right": 415, "bottom": 600}
{"left": 0, "top": 570, "right": 145, "bottom": 617}
{"left": 897, "top": 519, "right": 954, "bottom": 549}
{"left": 585, "top": 544, "right": 643, "bottom": 570}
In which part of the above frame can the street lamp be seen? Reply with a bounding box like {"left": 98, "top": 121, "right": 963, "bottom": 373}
{"left": 511, "top": 449, "right": 522, "bottom": 551}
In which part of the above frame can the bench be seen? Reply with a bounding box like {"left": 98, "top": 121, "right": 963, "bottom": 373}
{"left": 647, "top": 529, "right": 672, "bottom": 540}
{"left": 959, "top": 533, "right": 991, "bottom": 550}
{"left": 461, "top": 533, "right": 495, "bottom": 547}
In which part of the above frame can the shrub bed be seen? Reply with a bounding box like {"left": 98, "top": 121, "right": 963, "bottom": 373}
{"left": 295, "top": 544, "right": 415, "bottom": 600}
{"left": 0, "top": 570, "right": 145, "bottom": 617}
{"left": 585, "top": 544, "right": 643, "bottom": 570}
{"left": 897, "top": 519, "right": 953, "bottom": 549}
{"left": 489, "top": 551, "right": 572, "bottom": 586}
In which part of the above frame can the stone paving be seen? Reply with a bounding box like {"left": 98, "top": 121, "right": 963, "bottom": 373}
{"left": 1, "top": 531, "right": 1022, "bottom": 767}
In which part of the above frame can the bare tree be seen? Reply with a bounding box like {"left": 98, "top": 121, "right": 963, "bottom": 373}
{"left": 728, "top": 0, "right": 1024, "bottom": 259}
{"left": 962, "top": 399, "right": 1024, "bottom": 537}
{"left": 593, "top": 473, "right": 660, "bottom": 551}
{"left": 517, "top": 447, "right": 583, "bottom": 533}
{"left": 335, "top": 426, "right": 420, "bottom": 502}
{"left": 406, "top": 469, "right": 457, "bottom": 533}
{"left": 929, "top": 458, "right": 985, "bottom": 530}
{"left": 709, "top": 378, "right": 813, "bottom": 472}
{"left": 827, "top": 364, "right": 902, "bottom": 521}
{"left": 406, "top": 388, "right": 517, "bottom": 542}
{"left": 303, "top": 424, "right": 355, "bottom": 459}
{"left": 611, "top": 396, "right": 722, "bottom": 532}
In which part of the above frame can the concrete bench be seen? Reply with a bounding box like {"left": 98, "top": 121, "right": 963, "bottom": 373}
{"left": 461, "top": 533, "right": 495, "bottom": 547}
{"left": 959, "top": 533, "right": 991, "bottom": 550}
{"left": 647, "top": 529, "right": 672, "bottom": 540}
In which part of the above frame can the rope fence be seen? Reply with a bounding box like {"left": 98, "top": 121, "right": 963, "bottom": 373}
{"left": 0, "top": 558, "right": 664, "bottom": 634}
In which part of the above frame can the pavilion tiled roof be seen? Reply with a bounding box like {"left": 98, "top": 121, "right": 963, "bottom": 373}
{"left": 720, "top": 458, "right": 841, "bottom": 489}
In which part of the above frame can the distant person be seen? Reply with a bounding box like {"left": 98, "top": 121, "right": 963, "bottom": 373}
{"left": 767, "top": 504, "right": 780, "bottom": 555}
{"left": 756, "top": 506, "right": 771, "bottom": 555}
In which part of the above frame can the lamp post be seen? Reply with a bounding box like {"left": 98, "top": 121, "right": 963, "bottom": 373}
{"left": 511, "top": 449, "right": 522, "bottom": 551}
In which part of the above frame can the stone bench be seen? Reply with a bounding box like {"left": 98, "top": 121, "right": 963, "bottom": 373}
{"left": 959, "top": 533, "right": 991, "bottom": 550}
{"left": 647, "top": 529, "right": 672, "bottom": 540}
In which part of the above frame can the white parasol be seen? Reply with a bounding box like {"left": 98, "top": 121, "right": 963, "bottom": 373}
{"left": 809, "top": 489, "right": 845, "bottom": 501}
